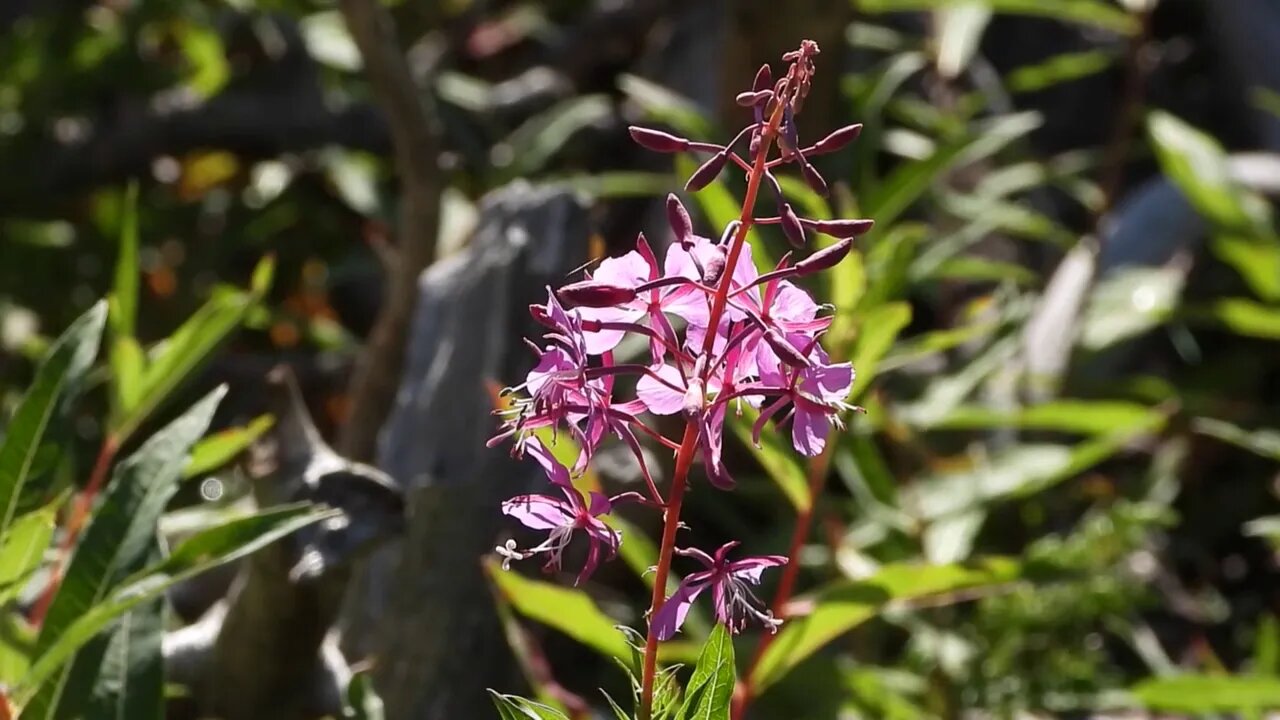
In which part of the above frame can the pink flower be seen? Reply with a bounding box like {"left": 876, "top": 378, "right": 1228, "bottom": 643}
{"left": 496, "top": 438, "right": 637, "bottom": 585}
{"left": 755, "top": 339, "right": 856, "bottom": 456}
{"left": 651, "top": 541, "right": 787, "bottom": 640}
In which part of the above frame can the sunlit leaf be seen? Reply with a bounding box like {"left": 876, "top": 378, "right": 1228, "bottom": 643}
{"left": 751, "top": 557, "right": 1023, "bottom": 692}
{"left": 1211, "top": 234, "right": 1280, "bottom": 303}
{"left": 857, "top": 0, "right": 1138, "bottom": 35}
{"left": 488, "top": 691, "right": 571, "bottom": 720}
{"left": 727, "top": 408, "right": 810, "bottom": 511}
{"left": 485, "top": 558, "right": 632, "bottom": 662}
{"left": 1193, "top": 418, "right": 1280, "bottom": 462}
{"left": 930, "top": 400, "right": 1161, "bottom": 435}
{"left": 849, "top": 302, "right": 912, "bottom": 401}
{"left": 14, "top": 503, "right": 333, "bottom": 711}
{"left": 184, "top": 414, "right": 274, "bottom": 479}
{"left": 1131, "top": 674, "right": 1280, "bottom": 713}
{"left": 0, "top": 502, "right": 57, "bottom": 607}
{"left": 1188, "top": 297, "right": 1280, "bottom": 340}
{"left": 1147, "top": 111, "right": 1272, "bottom": 233}
{"left": 1005, "top": 49, "right": 1117, "bottom": 93}
{"left": 0, "top": 302, "right": 105, "bottom": 539}
{"left": 1079, "top": 266, "right": 1183, "bottom": 350}
{"left": 679, "top": 624, "right": 735, "bottom": 720}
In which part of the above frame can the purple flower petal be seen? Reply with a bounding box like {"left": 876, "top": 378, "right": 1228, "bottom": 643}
{"left": 587, "top": 491, "right": 613, "bottom": 517}
{"left": 791, "top": 400, "right": 831, "bottom": 457}
{"left": 636, "top": 364, "right": 686, "bottom": 415}
{"left": 501, "top": 494, "right": 575, "bottom": 531}
{"left": 525, "top": 438, "right": 573, "bottom": 488}
{"left": 651, "top": 578, "right": 711, "bottom": 641}
{"left": 728, "top": 555, "right": 789, "bottom": 584}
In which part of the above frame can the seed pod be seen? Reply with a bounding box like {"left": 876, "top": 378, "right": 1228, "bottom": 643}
{"left": 557, "top": 280, "right": 636, "bottom": 308}
{"left": 794, "top": 238, "right": 853, "bottom": 275}
{"left": 628, "top": 126, "right": 691, "bottom": 153}
{"left": 812, "top": 124, "right": 863, "bottom": 154}
{"left": 800, "top": 160, "right": 828, "bottom": 196}
{"left": 809, "top": 218, "right": 875, "bottom": 238}
{"left": 780, "top": 203, "right": 805, "bottom": 249}
{"left": 685, "top": 151, "right": 730, "bottom": 191}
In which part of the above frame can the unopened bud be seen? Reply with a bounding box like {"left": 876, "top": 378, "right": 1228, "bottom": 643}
{"left": 801, "top": 161, "right": 828, "bottom": 196}
{"left": 701, "top": 246, "right": 727, "bottom": 285}
{"left": 763, "top": 327, "right": 811, "bottom": 369}
{"left": 666, "top": 194, "right": 694, "bottom": 245}
{"left": 809, "top": 218, "right": 875, "bottom": 238}
{"left": 558, "top": 280, "right": 636, "bottom": 308}
{"left": 628, "top": 126, "right": 691, "bottom": 153}
{"left": 812, "top": 124, "right": 863, "bottom": 154}
{"left": 529, "top": 304, "right": 554, "bottom": 328}
{"left": 795, "top": 238, "right": 853, "bottom": 274}
{"left": 682, "top": 378, "right": 705, "bottom": 419}
{"left": 780, "top": 203, "right": 805, "bottom": 249}
{"left": 685, "top": 151, "right": 730, "bottom": 191}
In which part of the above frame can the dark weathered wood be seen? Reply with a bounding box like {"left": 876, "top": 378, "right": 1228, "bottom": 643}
{"left": 165, "top": 368, "right": 403, "bottom": 720}
{"left": 344, "top": 183, "right": 590, "bottom": 719}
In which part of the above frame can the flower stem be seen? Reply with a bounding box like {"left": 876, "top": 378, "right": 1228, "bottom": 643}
{"left": 30, "top": 433, "right": 119, "bottom": 626}
{"left": 638, "top": 93, "right": 788, "bottom": 720}
{"left": 638, "top": 422, "right": 699, "bottom": 718}
{"left": 731, "top": 445, "right": 833, "bottom": 719}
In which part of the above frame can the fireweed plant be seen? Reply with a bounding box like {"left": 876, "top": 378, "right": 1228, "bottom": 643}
{"left": 490, "top": 41, "right": 872, "bottom": 718}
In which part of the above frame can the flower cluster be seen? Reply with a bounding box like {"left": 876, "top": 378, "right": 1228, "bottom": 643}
{"left": 491, "top": 40, "right": 871, "bottom": 643}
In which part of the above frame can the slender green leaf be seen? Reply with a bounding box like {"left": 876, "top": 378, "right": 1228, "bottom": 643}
{"left": 0, "top": 613, "right": 36, "bottom": 687}
{"left": 0, "top": 302, "right": 106, "bottom": 539}
{"left": 117, "top": 257, "right": 272, "bottom": 442}
{"left": 485, "top": 558, "right": 632, "bottom": 662}
{"left": 1079, "top": 266, "right": 1184, "bottom": 350}
{"left": 14, "top": 503, "right": 333, "bottom": 709}
{"left": 930, "top": 400, "right": 1161, "bottom": 435}
{"left": 487, "top": 691, "right": 571, "bottom": 720}
{"left": 1193, "top": 418, "right": 1280, "bottom": 462}
{"left": 849, "top": 301, "right": 912, "bottom": 400}
{"left": 727, "top": 408, "right": 809, "bottom": 511}
{"left": 500, "top": 96, "right": 613, "bottom": 178}
{"left": 0, "top": 502, "right": 57, "bottom": 607}
{"left": 1131, "top": 674, "right": 1280, "bottom": 713}
{"left": 109, "top": 182, "right": 139, "bottom": 341}
{"left": 1147, "top": 111, "right": 1272, "bottom": 233}
{"left": 184, "top": 414, "right": 274, "bottom": 479}
{"left": 25, "top": 388, "right": 226, "bottom": 720}
{"left": 857, "top": 0, "right": 1138, "bottom": 35}
{"left": 679, "top": 624, "right": 735, "bottom": 720}
{"left": 1005, "top": 49, "right": 1117, "bottom": 93}
{"left": 1188, "top": 298, "right": 1280, "bottom": 339}
{"left": 751, "top": 557, "right": 1023, "bottom": 692}
{"left": 1212, "top": 234, "right": 1280, "bottom": 303}
{"left": 85, "top": 542, "right": 165, "bottom": 720}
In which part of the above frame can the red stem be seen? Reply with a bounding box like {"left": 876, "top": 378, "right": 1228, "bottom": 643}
{"left": 731, "top": 445, "right": 833, "bottom": 719}
{"left": 30, "top": 434, "right": 119, "bottom": 626}
{"left": 638, "top": 94, "right": 787, "bottom": 720}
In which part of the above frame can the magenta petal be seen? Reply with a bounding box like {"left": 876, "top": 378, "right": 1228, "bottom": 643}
{"left": 791, "top": 404, "right": 830, "bottom": 457}
{"left": 592, "top": 251, "right": 650, "bottom": 289}
{"left": 525, "top": 438, "right": 573, "bottom": 487}
{"left": 587, "top": 491, "right": 613, "bottom": 517}
{"left": 651, "top": 579, "right": 711, "bottom": 641}
{"left": 636, "top": 364, "right": 686, "bottom": 415}
{"left": 525, "top": 347, "right": 573, "bottom": 395}
{"left": 575, "top": 536, "right": 603, "bottom": 586}
{"left": 501, "top": 494, "right": 574, "bottom": 530}
{"left": 728, "top": 555, "right": 789, "bottom": 584}
{"left": 807, "top": 362, "right": 854, "bottom": 404}
{"left": 770, "top": 281, "right": 819, "bottom": 322}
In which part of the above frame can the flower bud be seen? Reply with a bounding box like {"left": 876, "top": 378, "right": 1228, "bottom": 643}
{"left": 628, "top": 126, "right": 690, "bottom": 153}
{"left": 682, "top": 378, "right": 705, "bottom": 420}
{"left": 809, "top": 218, "right": 875, "bottom": 238}
{"left": 794, "top": 238, "right": 853, "bottom": 275}
{"left": 685, "top": 151, "right": 730, "bottom": 191}
{"left": 701, "top": 245, "right": 727, "bottom": 285}
{"left": 812, "top": 124, "right": 863, "bottom": 154}
{"left": 735, "top": 90, "right": 772, "bottom": 107}
{"left": 762, "top": 326, "right": 811, "bottom": 369}
{"left": 557, "top": 280, "right": 636, "bottom": 308}
{"left": 801, "top": 160, "right": 828, "bottom": 196}
{"left": 666, "top": 194, "right": 694, "bottom": 245}
{"left": 780, "top": 203, "right": 805, "bottom": 249}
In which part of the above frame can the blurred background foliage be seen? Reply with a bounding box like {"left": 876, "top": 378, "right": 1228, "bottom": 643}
{"left": 2, "top": 0, "right": 1280, "bottom": 718}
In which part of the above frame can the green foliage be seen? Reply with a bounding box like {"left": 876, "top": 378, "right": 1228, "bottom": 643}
{"left": 678, "top": 625, "right": 735, "bottom": 720}
{"left": 1131, "top": 675, "right": 1280, "bottom": 714}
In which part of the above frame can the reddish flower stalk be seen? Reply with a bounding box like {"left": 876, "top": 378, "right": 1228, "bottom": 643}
{"left": 731, "top": 445, "right": 834, "bottom": 720}
{"left": 638, "top": 88, "right": 789, "bottom": 720}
